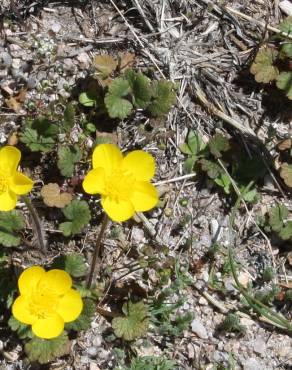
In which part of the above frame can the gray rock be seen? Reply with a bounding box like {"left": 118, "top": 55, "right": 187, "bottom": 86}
{"left": 243, "top": 358, "right": 264, "bottom": 370}
{"left": 0, "top": 51, "right": 12, "bottom": 68}
{"left": 253, "top": 337, "right": 266, "bottom": 355}
{"left": 191, "top": 319, "right": 208, "bottom": 339}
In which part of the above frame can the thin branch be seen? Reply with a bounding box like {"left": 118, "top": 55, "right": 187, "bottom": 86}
{"left": 87, "top": 213, "right": 109, "bottom": 289}
{"left": 22, "top": 195, "right": 47, "bottom": 252}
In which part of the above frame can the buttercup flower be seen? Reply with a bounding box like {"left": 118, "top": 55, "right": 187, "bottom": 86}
{"left": 12, "top": 266, "right": 83, "bottom": 339}
{"left": 0, "top": 146, "right": 33, "bottom": 211}
{"left": 83, "top": 144, "right": 159, "bottom": 222}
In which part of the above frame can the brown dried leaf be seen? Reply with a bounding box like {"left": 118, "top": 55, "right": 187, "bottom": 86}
{"left": 280, "top": 163, "right": 292, "bottom": 187}
{"left": 15, "top": 88, "right": 27, "bottom": 103}
{"left": 119, "top": 52, "right": 135, "bottom": 71}
{"left": 41, "top": 183, "right": 72, "bottom": 208}
{"left": 4, "top": 88, "right": 27, "bottom": 112}
{"left": 278, "top": 138, "right": 292, "bottom": 151}
{"left": 96, "top": 130, "right": 118, "bottom": 145}
{"left": 93, "top": 54, "right": 118, "bottom": 78}
{"left": 7, "top": 132, "right": 18, "bottom": 146}
{"left": 250, "top": 47, "right": 279, "bottom": 83}
{"left": 96, "top": 76, "right": 113, "bottom": 88}
{"left": 5, "top": 96, "right": 21, "bottom": 112}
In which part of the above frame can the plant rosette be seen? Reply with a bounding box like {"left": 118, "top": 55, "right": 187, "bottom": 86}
{"left": 12, "top": 266, "right": 83, "bottom": 339}
{"left": 82, "top": 143, "right": 159, "bottom": 221}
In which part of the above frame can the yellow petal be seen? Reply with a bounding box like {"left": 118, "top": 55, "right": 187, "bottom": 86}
{"left": 0, "top": 146, "right": 21, "bottom": 176}
{"left": 12, "top": 295, "right": 38, "bottom": 325}
{"left": 18, "top": 266, "right": 46, "bottom": 296}
{"left": 122, "top": 150, "right": 155, "bottom": 181}
{"left": 0, "top": 190, "right": 17, "bottom": 211}
{"left": 32, "top": 313, "right": 64, "bottom": 339}
{"left": 37, "top": 269, "right": 72, "bottom": 296}
{"left": 82, "top": 167, "right": 106, "bottom": 195}
{"left": 101, "top": 195, "right": 134, "bottom": 222}
{"left": 56, "top": 289, "right": 83, "bottom": 322}
{"left": 9, "top": 172, "right": 33, "bottom": 195}
{"left": 131, "top": 181, "right": 159, "bottom": 212}
{"left": 92, "top": 144, "right": 123, "bottom": 175}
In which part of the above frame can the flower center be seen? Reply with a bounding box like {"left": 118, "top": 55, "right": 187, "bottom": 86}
{"left": 0, "top": 173, "right": 8, "bottom": 195}
{"left": 105, "top": 169, "right": 135, "bottom": 200}
{"left": 29, "top": 290, "right": 59, "bottom": 319}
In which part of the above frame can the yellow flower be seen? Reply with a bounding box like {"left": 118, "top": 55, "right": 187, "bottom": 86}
{"left": 0, "top": 146, "right": 33, "bottom": 211}
{"left": 83, "top": 144, "right": 159, "bottom": 222}
{"left": 12, "top": 266, "right": 83, "bottom": 339}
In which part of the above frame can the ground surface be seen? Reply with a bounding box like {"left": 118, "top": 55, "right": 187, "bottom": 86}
{"left": 0, "top": 0, "right": 291, "bottom": 369}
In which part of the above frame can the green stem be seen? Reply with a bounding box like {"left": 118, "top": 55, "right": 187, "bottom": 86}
{"left": 22, "top": 195, "right": 47, "bottom": 252}
{"left": 228, "top": 248, "right": 292, "bottom": 331}
{"left": 87, "top": 213, "right": 109, "bottom": 289}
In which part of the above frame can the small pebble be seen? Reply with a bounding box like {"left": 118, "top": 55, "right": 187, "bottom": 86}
{"left": 93, "top": 335, "right": 102, "bottom": 347}
{"left": 87, "top": 346, "right": 98, "bottom": 358}
{"left": 191, "top": 319, "right": 208, "bottom": 339}
{"left": 11, "top": 58, "right": 21, "bottom": 69}
{"left": 50, "top": 21, "right": 62, "bottom": 33}
{"left": 0, "top": 51, "right": 12, "bottom": 67}
{"left": 27, "top": 76, "right": 37, "bottom": 89}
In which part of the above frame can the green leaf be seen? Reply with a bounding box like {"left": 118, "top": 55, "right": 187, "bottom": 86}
{"left": 187, "top": 130, "right": 205, "bottom": 154}
{"left": 105, "top": 78, "right": 133, "bottom": 119}
{"left": 200, "top": 159, "right": 222, "bottom": 179}
{"left": 280, "top": 42, "right": 292, "bottom": 58}
{"left": 63, "top": 102, "right": 75, "bottom": 131}
{"left": 278, "top": 221, "right": 292, "bottom": 240}
{"left": 59, "top": 200, "right": 91, "bottom": 236}
{"left": 112, "top": 301, "right": 149, "bottom": 341}
{"left": 179, "top": 143, "right": 193, "bottom": 155}
{"left": 25, "top": 332, "right": 69, "bottom": 364}
{"left": 183, "top": 155, "right": 197, "bottom": 174}
{"left": 279, "top": 16, "right": 292, "bottom": 35}
{"left": 20, "top": 128, "right": 55, "bottom": 152}
{"left": 108, "top": 77, "right": 131, "bottom": 96}
{"left": 65, "top": 299, "right": 95, "bottom": 331}
{"left": 124, "top": 70, "right": 151, "bottom": 108}
{"left": 8, "top": 316, "right": 32, "bottom": 339}
{"left": 269, "top": 204, "right": 288, "bottom": 232}
{"left": 127, "top": 356, "right": 177, "bottom": 370}
{"left": 57, "top": 145, "right": 82, "bottom": 177}
{"left": 63, "top": 254, "right": 87, "bottom": 277}
{"left": 105, "top": 94, "right": 133, "bottom": 119}
{"left": 250, "top": 47, "right": 279, "bottom": 83}
{"left": 30, "top": 117, "right": 59, "bottom": 137}
{"left": 79, "top": 92, "right": 97, "bottom": 107}
{"left": 276, "top": 72, "right": 292, "bottom": 100}
{"left": 209, "top": 133, "right": 230, "bottom": 158}
{"left": 53, "top": 253, "right": 87, "bottom": 277}
{"left": 214, "top": 173, "right": 232, "bottom": 194}
{"left": 147, "top": 80, "right": 176, "bottom": 116}
{"left": 241, "top": 187, "right": 259, "bottom": 203}
{"left": 0, "top": 210, "right": 25, "bottom": 247}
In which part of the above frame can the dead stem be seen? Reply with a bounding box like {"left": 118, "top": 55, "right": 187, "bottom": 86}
{"left": 22, "top": 195, "right": 47, "bottom": 252}
{"left": 87, "top": 213, "right": 109, "bottom": 289}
